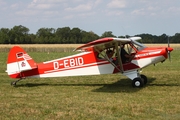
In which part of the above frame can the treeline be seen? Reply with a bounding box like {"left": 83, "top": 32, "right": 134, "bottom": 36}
{"left": 0, "top": 25, "right": 180, "bottom": 44}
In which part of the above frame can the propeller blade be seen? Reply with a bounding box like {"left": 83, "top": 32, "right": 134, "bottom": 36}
{"left": 168, "top": 37, "right": 170, "bottom": 47}
{"left": 168, "top": 50, "right": 171, "bottom": 62}
{"left": 167, "top": 37, "right": 173, "bottom": 62}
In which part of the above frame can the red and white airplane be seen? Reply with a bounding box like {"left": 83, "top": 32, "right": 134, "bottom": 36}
{"left": 6, "top": 37, "right": 173, "bottom": 87}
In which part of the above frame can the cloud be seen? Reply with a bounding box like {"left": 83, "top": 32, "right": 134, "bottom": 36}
{"left": 65, "top": 3, "right": 93, "bottom": 12}
{"left": 63, "top": 15, "right": 74, "bottom": 20}
{"left": 106, "top": 10, "right": 123, "bottom": 16}
{"left": 107, "top": 0, "right": 126, "bottom": 9}
{"left": 1, "top": 0, "right": 180, "bottom": 36}
{"left": 10, "top": 3, "right": 19, "bottom": 9}
{"left": 78, "top": 12, "right": 95, "bottom": 17}
{"left": 36, "top": 4, "right": 52, "bottom": 9}
{"left": 16, "top": 9, "right": 39, "bottom": 16}
{"left": 94, "top": 0, "right": 102, "bottom": 7}
{"left": 168, "top": 6, "right": 180, "bottom": 15}
{"left": 0, "top": 0, "right": 6, "bottom": 5}
{"left": 131, "top": 9, "right": 146, "bottom": 16}
{"left": 28, "top": 0, "right": 54, "bottom": 10}
{"left": 130, "top": 0, "right": 180, "bottom": 18}
{"left": 31, "top": 0, "right": 65, "bottom": 4}
{"left": 27, "top": 0, "right": 67, "bottom": 11}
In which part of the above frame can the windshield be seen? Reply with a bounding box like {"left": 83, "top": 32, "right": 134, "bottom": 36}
{"left": 132, "top": 40, "right": 146, "bottom": 51}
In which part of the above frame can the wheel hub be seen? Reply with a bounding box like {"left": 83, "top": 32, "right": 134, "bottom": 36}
{"left": 135, "top": 81, "right": 140, "bottom": 86}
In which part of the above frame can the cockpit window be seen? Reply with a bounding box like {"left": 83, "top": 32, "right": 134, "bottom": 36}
{"left": 97, "top": 47, "right": 115, "bottom": 60}
{"left": 123, "top": 44, "right": 136, "bottom": 54}
{"left": 97, "top": 50, "right": 106, "bottom": 59}
{"left": 96, "top": 39, "right": 146, "bottom": 61}
{"left": 132, "top": 40, "right": 146, "bottom": 51}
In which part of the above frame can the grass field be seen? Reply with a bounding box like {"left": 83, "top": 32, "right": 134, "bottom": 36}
{"left": 0, "top": 44, "right": 180, "bottom": 119}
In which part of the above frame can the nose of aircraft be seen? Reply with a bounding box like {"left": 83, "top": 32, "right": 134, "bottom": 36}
{"left": 167, "top": 47, "right": 173, "bottom": 52}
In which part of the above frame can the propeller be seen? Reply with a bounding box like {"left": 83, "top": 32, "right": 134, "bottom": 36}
{"left": 167, "top": 37, "right": 173, "bottom": 62}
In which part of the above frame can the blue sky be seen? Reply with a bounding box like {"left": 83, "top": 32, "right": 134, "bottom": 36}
{"left": 0, "top": 0, "right": 180, "bottom": 37}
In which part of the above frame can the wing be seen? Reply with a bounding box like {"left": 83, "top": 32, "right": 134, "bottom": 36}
{"left": 74, "top": 37, "right": 141, "bottom": 51}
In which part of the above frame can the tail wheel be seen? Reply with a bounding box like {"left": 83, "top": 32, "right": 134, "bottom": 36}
{"left": 132, "top": 77, "right": 144, "bottom": 87}
{"left": 11, "top": 81, "right": 16, "bottom": 86}
{"left": 140, "top": 74, "right": 147, "bottom": 85}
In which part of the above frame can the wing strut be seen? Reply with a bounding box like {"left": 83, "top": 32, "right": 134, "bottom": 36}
{"left": 114, "top": 42, "right": 124, "bottom": 73}
{"left": 95, "top": 46, "right": 122, "bottom": 73}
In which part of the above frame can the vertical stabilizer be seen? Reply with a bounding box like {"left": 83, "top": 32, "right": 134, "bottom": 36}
{"left": 6, "top": 46, "right": 37, "bottom": 78}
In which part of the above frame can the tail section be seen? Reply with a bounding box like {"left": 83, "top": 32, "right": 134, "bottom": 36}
{"left": 6, "top": 46, "right": 37, "bottom": 78}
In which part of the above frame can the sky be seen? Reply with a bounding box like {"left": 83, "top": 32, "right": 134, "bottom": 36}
{"left": 0, "top": 0, "right": 180, "bottom": 37}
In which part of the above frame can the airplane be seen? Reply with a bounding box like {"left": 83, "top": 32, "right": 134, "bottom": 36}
{"left": 6, "top": 37, "right": 173, "bottom": 87}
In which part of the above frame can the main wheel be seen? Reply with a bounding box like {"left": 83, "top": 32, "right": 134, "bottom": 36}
{"left": 140, "top": 74, "right": 147, "bottom": 85}
{"left": 132, "top": 77, "right": 144, "bottom": 87}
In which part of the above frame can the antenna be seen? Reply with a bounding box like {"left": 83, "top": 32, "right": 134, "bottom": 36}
{"left": 121, "top": 26, "right": 128, "bottom": 38}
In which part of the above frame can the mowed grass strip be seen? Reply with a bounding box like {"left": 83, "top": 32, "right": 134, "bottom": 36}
{"left": 0, "top": 44, "right": 180, "bottom": 119}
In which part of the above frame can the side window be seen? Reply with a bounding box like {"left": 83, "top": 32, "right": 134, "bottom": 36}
{"left": 97, "top": 47, "right": 115, "bottom": 59}
{"left": 133, "top": 43, "right": 141, "bottom": 51}
{"left": 124, "top": 44, "right": 136, "bottom": 54}
{"left": 97, "top": 50, "right": 106, "bottom": 59}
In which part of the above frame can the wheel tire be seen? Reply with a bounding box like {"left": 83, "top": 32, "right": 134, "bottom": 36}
{"left": 132, "top": 77, "right": 144, "bottom": 87}
{"left": 140, "top": 74, "right": 147, "bottom": 85}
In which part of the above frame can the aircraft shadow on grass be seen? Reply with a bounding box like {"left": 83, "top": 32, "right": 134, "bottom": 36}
{"left": 93, "top": 77, "right": 180, "bottom": 93}
{"left": 148, "top": 83, "right": 180, "bottom": 87}
{"left": 14, "top": 77, "right": 174, "bottom": 93}
{"left": 93, "top": 77, "right": 156, "bottom": 93}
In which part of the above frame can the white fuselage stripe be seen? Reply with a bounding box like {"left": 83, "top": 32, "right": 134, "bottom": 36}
{"left": 29, "top": 63, "right": 115, "bottom": 78}
{"left": 44, "top": 61, "right": 109, "bottom": 73}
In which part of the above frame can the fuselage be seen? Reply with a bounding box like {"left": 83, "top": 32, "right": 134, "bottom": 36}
{"left": 7, "top": 36, "right": 173, "bottom": 80}
{"left": 10, "top": 46, "right": 171, "bottom": 79}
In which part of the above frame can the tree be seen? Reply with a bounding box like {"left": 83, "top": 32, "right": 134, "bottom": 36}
{"left": 137, "top": 34, "right": 155, "bottom": 43}
{"left": 171, "top": 33, "right": 180, "bottom": 43}
{"left": 1, "top": 25, "right": 180, "bottom": 44}
{"left": 69, "top": 28, "right": 82, "bottom": 43}
{"left": 0, "top": 28, "right": 10, "bottom": 44}
{"left": 36, "top": 28, "right": 55, "bottom": 43}
{"left": 9, "top": 25, "right": 30, "bottom": 44}
{"left": 71, "top": 30, "right": 99, "bottom": 44}
{"left": 55, "top": 27, "right": 71, "bottom": 43}
{"left": 158, "top": 34, "right": 168, "bottom": 43}
{"left": 101, "top": 31, "right": 116, "bottom": 38}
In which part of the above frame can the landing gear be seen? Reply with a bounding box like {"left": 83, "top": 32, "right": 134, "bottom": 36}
{"left": 11, "top": 81, "right": 16, "bottom": 86}
{"left": 132, "top": 77, "right": 144, "bottom": 87}
{"left": 140, "top": 74, "right": 147, "bottom": 85}
{"left": 10, "top": 78, "right": 22, "bottom": 87}
{"left": 132, "top": 74, "right": 147, "bottom": 88}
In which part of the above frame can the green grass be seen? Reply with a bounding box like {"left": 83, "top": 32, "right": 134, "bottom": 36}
{"left": 0, "top": 49, "right": 180, "bottom": 120}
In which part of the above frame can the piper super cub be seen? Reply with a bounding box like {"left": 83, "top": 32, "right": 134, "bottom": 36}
{"left": 6, "top": 37, "right": 173, "bottom": 87}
